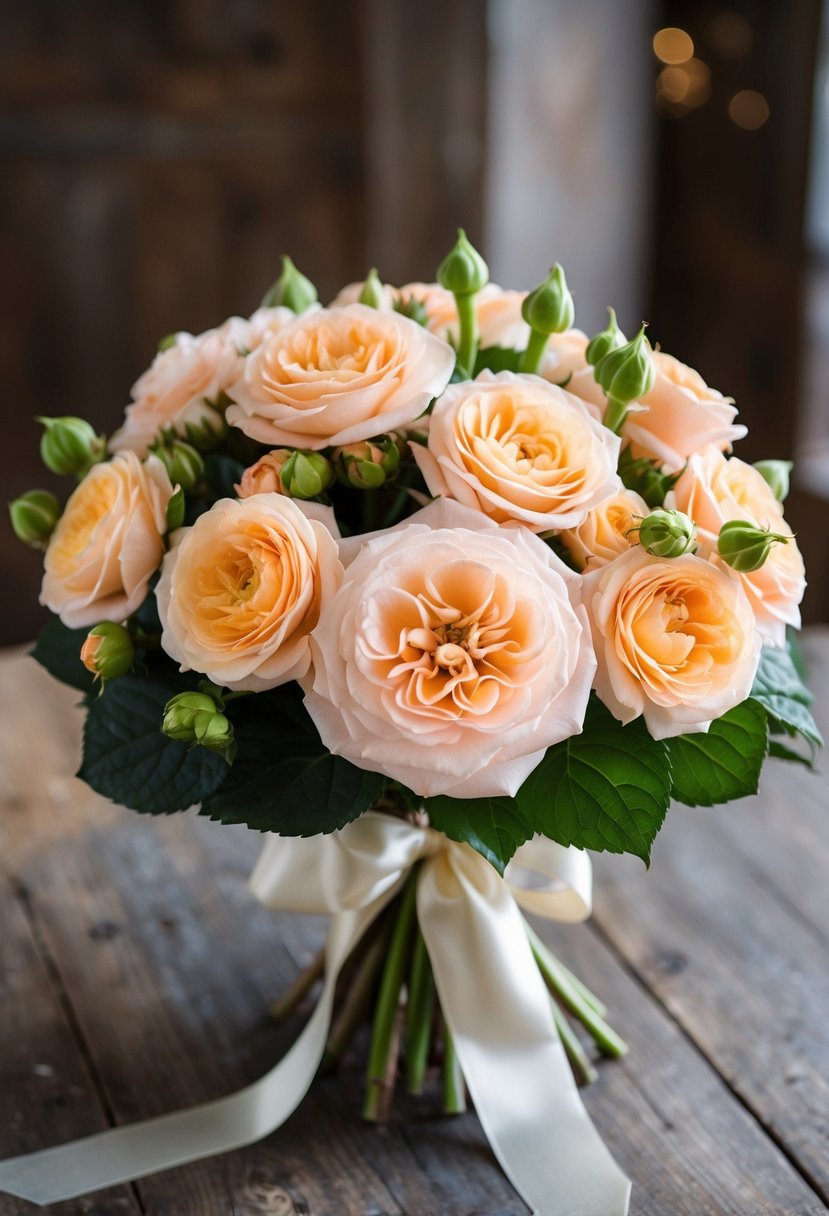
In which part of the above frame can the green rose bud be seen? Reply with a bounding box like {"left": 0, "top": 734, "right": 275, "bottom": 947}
{"left": 717, "top": 519, "right": 790, "bottom": 573}
{"left": 753, "top": 459, "right": 792, "bottom": 503}
{"left": 595, "top": 325, "right": 655, "bottom": 433}
{"left": 166, "top": 485, "right": 186, "bottom": 531}
{"left": 586, "top": 307, "right": 626, "bottom": 366}
{"left": 38, "top": 416, "right": 106, "bottom": 478}
{"left": 437, "top": 229, "right": 489, "bottom": 297}
{"left": 150, "top": 438, "right": 204, "bottom": 491}
{"left": 161, "top": 691, "right": 235, "bottom": 761}
{"left": 279, "top": 450, "right": 335, "bottom": 500}
{"left": 393, "top": 293, "right": 430, "bottom": 327}
{"left": 334, "top": 436, "right": 401, "bottom": 490}
{"left": 80, "top": 621, "right": 135, "bottom": 682}
{"left": 636, "top": 509, "right": 698, "bottom": 558}
{"left": 521, "top": 264, "right": 575, "bottom": 336}
{"left": 358, "top": 268, "right": 385, "bottom": 310}
{"left": 260, "top": 255, "right": 318, "bottom": 313}
{"left": 157, "top": 332, "right": 179, "bottom": 353}
{"left": 8, "top": 489, "right": 61, "bottom": 547}
{"left": 183, "top": 407, "right": 228, "bottom": 452}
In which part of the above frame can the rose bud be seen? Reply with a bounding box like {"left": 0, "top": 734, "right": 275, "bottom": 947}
{"left": 717, "top": 519, "right": 791, "bottom": 573}
{"left": 149, "top": 438, "right": 204, "bottom": 491}
{"left": 334, "top": 436, "right": 401, "bottom": 489}
{"left": 8, "top": 489, "right": 61, "bottom": 548}
{"left": 437, "top": 228, "right": 489, "bottom": 298}
{"left": 519, "top": 264, "right": 576, "bottom": 375}
{"left": 161, "top": 691, "right": 235, "bottom": 761}
{"left": 586, "top": 307, "right": 626, "bottom": 367}
{"left": 280, "top": 450, "right": 335, "bottom": 500}
{"left": 636, "top": 508, "right": 698, "bottom": 558}
{"left": 260, "top": 254, "right": 318, "bottom": 313}
{"left": 38, "top": 416, "right": 105, "bottom": 478}
{"left": 753, "top": 459, "right": 792, "bottom": 503}
{"left": 166, "top": 485, "right": 186, "bottom": 531}
{"left": 358, "top": 267, "right": 385, "bottom": 310}
{"left": 80, "top": 621, "right": 135, "bottom": 682}
{"left": 594, "top": 325, "right": 655, "bottom": 433}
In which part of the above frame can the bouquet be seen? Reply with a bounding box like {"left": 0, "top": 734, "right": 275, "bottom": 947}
{"left": 3, "top": 232, "right": 821, "bottom": 1214}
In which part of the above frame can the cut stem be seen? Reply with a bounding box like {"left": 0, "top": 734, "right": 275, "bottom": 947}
{"left": 269, "top": 948, "right": 325, "bottom": 1022}
{"left": 364, "top": 871, "right": 419, "bottom": 1119}
{"left": 405, "top": 924, "right": 436, "bottom": 1094}
{"left": 442, "top": 1025, "right": 467, "bottom": 1114}
{"left": 454, "top": 291, "right": 479, "bottom": 377}
{"left": 548, "top": 956, "right": 608, "bottom": 1018}
{"left": 549, "top": 999, "right": 598, "bottom": 1086}
{"left": 526, "top": 923, "right": 628, "bottom": 1058}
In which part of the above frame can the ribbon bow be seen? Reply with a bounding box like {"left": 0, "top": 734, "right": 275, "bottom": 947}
{"left": 0, "top": 813, "right": 630, "bottom": 1214}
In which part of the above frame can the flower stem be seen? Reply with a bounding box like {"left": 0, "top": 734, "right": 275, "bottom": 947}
{"left": 442, "top": 1025, "right": 466, "bottom": 1114}
{"left": 603, "top": 395, "right": 628, "bottom": 434}
{"left": 518, "top": 327, "right": 548, "bottom": 376}
{"left": 268, "top": 948, "right": 325, "bottom": 1022}
{"left": 525, "top": 923, "right": 628, "bottom": 1058}
{"left": 547, "top": 956, "right": 608, "bottom": 1018}
{"left": 323, "top": 920, "right": 392, "bottom": 1069}
{"left": 548, "top": 998, "right": 598, "bottom": 1086}
{"left": 455, "top": 291, "right": 479, "bottom": 378}
{"left": 364, "top": 870, "right": 419, "bottom": 1120}
{"left": 405, "top": 924, "right": 436, "bottom": 1094}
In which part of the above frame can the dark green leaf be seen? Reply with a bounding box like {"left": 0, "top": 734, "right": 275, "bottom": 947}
{"left": 668, "top": 699, "right": 769, "bottom": 807}
{"left": 767, "top": 738, "right": 814, "bottom": 768}
{"left": 201, "top": 700, "right": 386, "bottom": 835}
{"left": 473, "top": 345, "right": 523, "bottom": 375}
{"left": 425, "top": 795, "right": 532, "bottom": 876}
{"left": 515, "top": 697, "right": 671, "bottom": 863}
{"left": 79, "top": 675, "right": 228, "bottom": 814}
{"left": 750, "top": 644, "right": 822, "bottom": 753}
{"left": 31, "top": 618, "right": 96, "bottom": 694}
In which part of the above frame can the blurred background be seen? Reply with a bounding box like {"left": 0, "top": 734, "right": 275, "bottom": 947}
{"left": 1, "top": 0, "right": 827, "bottom": 644}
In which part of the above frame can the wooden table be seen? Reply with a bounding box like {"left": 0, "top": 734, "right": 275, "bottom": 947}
{"left": 1, "top": 634, "right": 828, "bottom": 1216}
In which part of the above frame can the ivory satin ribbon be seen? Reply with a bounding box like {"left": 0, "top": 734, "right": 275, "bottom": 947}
{"left": 0, "top": 813, "right": 631, "bottom": 1214}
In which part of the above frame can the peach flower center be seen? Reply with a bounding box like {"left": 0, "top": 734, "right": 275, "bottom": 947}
{"left": 261, "top": 319, "right": 399, "bottom": 398}
{"left": 49, "top": 474, "right": 118, "bottom": 571}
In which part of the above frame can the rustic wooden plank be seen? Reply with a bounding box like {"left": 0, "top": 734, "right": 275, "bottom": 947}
{"left": 590, "top": 630, "right": 829, "bottom": 1202}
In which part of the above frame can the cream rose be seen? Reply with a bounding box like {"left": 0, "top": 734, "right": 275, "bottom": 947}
{"left": 156, "top": 494, "right": 342, "bottom": 691}
{"left": 303, "top": 497, "right": 595, "bottom": 798}
{"left": 560, "top": 488, "right": 649, "bottom": 570}
{"left": 412, "top": 371, "right": 621, "bottom": 531}
{"left": 624, "top": 352, "right": 746, "bottom": 471}
{"left": 225, "top": 304, "right": 455, "bottom": 450}
{"left": 110, "top": 318, "right": 257, "bottom": 457}
{"left": 41, "top": 452, "right": 173, "bottom": 628}
{"left": 583, "top": 547, "right": 760, "bottom": 739}
{"left": 668, "top": 446, "right": 805, "bottom": 645}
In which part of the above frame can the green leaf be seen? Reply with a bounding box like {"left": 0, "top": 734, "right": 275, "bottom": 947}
{"left": 473, "top": 345, "right": 523, "bottom": 375}
{"left": 515, "top": 697, "right": 671, "bottom": 863}
{"left": 425, "top": 795, "right": 532, "bottom": 876}
{"left": 668, "top": 699, "right": 769, "bottom": 807}
{"left": 79, "top": 675, "right": 228, "bottom": 813}
{"left": 768, "top": 738, "right": 814, "bottom": 768}
{"left": 31, "top": 618, "right": 96, "bottom": 694}
{"left": 201, "top": 699, "right": 386, "bottom": 835}
{"left": 749, "top": 644, "right": 823, "bottom": 754}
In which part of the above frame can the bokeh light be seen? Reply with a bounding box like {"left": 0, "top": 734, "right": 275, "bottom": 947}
{"left": 728, "top": 89, "right": 770, "bottom": 130}
{"left": 652, "top": 27, "right": 694, "bottom": 65}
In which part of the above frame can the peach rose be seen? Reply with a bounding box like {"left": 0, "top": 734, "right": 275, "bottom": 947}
{"left": 624, "top": 352, "right": 746, "bottom": 471}
{"left": 303, "top": 497, "right": 595, "bottom": 798}
{"left": 540, "top": 328, "right": 605, "bottom": 415}
{"left": 110, "top": 318, "right": 257, "bottom": 457}
{"left": 583, "top": 547, "right": 760, "bottom": 739}
{"left": 235, "top": 450, "right": 291, "bottom": 498}
{"left": 225, "top": 304, "right": 455, "bottom": 450}
{"left": 156, "top": 494, "right": 342, "bottom": 691}
{"left": 412, "top": 371, "right": 621, "bottom": 531}
{"left": 560, "top": 488, "right": 649, "bottom": 570}
{"left": 668, "top": 446, "right": 805, "bottom": 645}
{"left": 41, "top": 452, "right": 173, "bottom": 628}
{"left": 332, "top": 281, "right": 530, "bottom": 349}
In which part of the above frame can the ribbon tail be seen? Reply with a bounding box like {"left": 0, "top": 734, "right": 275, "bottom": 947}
{"left": 418, "top": 852, "right": 631, "bottom": 1216}
{"left": 0, "top": 902, "right": 383, "bottom": 1207}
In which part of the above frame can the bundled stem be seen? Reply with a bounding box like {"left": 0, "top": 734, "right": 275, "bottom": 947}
{"left": 405, "top": 924, "right": 436, "bottom": 1094}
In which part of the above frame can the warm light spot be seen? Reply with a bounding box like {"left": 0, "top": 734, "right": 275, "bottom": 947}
{"left": 729, "top": 89, "right": 770, "bottom": 130}
{"left": 656, "top": 58, "right": 711, "bottom": 114}
{"left": 653, "top": 27, "right": 694, "bottom": 65}
{"left": 709, "top": 11, "right": 753, "bottom": 58}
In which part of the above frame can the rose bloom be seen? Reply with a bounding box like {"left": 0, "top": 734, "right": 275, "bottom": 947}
{"left": 412, "top": 371, "right": 621, "bottom": 531}
{"left": 624, "top": 352, "right": 746, "bottom": 471}
{"left": 303, "top": 498, "right": 595, "bottom": 798}
{"left": 540, "top": 329, "right": 604, "bottom": 416}
{"left": 331, "top": 281, "right": 529, "bottom": 349}
{"left": 226, "top": 304, "right": 455, "bottom": 450}
{"left": 668, "top": 446, "right": 805, "bottom": 645}
{"left": 110, "top": 317, "right": 258, "bottom": 457}
{"left": 560, "top": 488, "right": 649, "bottom": 571}
{"left": 235, "top": 450, "right": 292, "bottom": 498}
{"left": 583, "top": 547, "right": 760, "bottom": 739}
{"left": 41, "top": 452, "right": 173, "bottom": 628}
{"left": 156, "top": 494, "right": 342, "bottom": 691}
